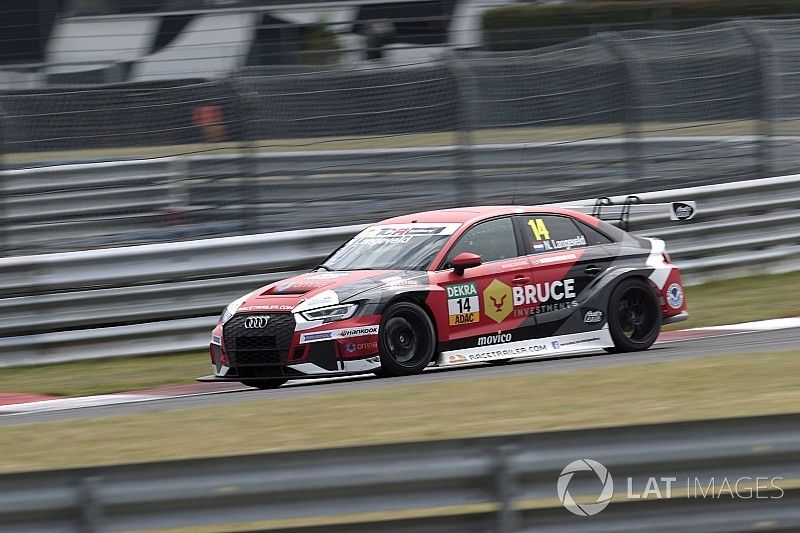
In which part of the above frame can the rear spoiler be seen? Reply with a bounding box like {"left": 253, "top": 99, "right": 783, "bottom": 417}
{"left": 560, "top": 196, "right": 697, "bottom": 231}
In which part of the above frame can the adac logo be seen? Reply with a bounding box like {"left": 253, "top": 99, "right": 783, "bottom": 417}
{"left": 483, "top": 279, "right": 513, "bottom": 323}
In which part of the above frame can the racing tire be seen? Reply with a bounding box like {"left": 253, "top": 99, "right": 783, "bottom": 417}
{"left": 240, "top": 378, "right": 288, "bottom": 389}
{"left": 607, "top": 278, "right": 662, "bottom": 352}
{"left": 378, "top": 301, "right": 437, "bottom": 377}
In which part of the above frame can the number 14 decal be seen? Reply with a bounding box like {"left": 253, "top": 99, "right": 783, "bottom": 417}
{"left": 528, "top": 218, "right": 550, "bottom": 240}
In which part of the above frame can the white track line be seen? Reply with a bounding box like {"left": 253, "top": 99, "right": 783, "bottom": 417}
{"left": 698, "top": 317, "right": 800, "bottom": 331}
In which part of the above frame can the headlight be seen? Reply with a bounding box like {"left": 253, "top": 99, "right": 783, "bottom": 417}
{"left": 219, "top": 301, "right": 239, "bottom": 325}
{"left": 300, "top": 303, "right": 358, "bottom": 322}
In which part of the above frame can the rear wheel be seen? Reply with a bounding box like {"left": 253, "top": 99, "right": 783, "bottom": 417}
{"left": 378, "top": 301, "right": 436, "bottom": 377}
{"left": 240, "top": 378, "right": 288, "bottom": 389}
{"left": 607, "top": 278, "right": 662, "bottom": 352}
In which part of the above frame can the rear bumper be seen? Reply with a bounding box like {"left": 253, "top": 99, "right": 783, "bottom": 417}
{"left": 663, "top": 310, "right": 689, "bottom": 325}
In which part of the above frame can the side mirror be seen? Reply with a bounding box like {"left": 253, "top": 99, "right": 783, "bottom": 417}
{"left": 451, "top": 252, "right": 482, "bottom": 275}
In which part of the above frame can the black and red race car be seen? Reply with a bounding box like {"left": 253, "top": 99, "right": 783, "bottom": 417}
{"left": 200, "top": 203, "right": 690, "bottom": 388}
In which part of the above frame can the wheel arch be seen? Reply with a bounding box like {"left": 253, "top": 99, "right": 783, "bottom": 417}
{"left": 594, "top": 267, "right": 659, "bottom": 296}
{"left": 585, "top": 268, "right": 661, "bottom": 323}
{"left": 381, "top": 290, "right": 441, "bottom": 349}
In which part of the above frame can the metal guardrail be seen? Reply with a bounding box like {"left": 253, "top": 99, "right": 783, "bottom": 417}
{"left": 0, "top": 174, "right": 798, "bottom": 367}
{"left": 0, "top": 136, "right": 771, "bottom": 254}
{"left": 1, "top": 413, "right": 797, "bottom": 532}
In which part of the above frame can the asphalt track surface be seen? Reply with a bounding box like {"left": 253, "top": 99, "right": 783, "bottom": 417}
{"left": 1, "top": 327, "right": 798, "bottom": 427}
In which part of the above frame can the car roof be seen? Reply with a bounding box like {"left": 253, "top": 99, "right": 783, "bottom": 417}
{"left": 380, "top": 205, "right": 597, "bottom": 227}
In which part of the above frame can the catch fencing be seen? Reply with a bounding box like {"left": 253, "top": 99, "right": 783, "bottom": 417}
{"left": 3, "top": 20, "right": 800, "bottom": 255}
{"left": 0, "top": 413, "right": 797, "bottom": 532}
{"left": 0, "top": 173, "right": 797, "bottom": 367}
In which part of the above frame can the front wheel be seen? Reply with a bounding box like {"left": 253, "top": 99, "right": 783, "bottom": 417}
{"left": 378, "top": 301, "right": 437, "bottom": 377}
{"left": 607, "top": 278, "right": 662, "bottom": 352}
{"left": 240, "top": 378, "right": 288, "bottom": 389}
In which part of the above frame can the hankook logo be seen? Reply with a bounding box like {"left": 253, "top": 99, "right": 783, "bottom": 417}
{"left": 244, "top": 315, "right": 270, "bottom": 329}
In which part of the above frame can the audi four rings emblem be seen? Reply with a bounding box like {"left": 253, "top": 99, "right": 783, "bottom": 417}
{"left": 244, "top": 316, "right": 270, "bottom": 328}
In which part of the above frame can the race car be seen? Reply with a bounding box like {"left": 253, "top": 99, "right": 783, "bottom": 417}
{"left": 200, "top": 202, "right": 690, "bottom": 389}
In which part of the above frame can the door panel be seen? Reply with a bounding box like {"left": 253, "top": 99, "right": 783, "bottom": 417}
{"left": 431, "top": 257, "right": 537, "bottom": 347}
{"left": 515, "top": 214, "right": 613, "bottom": 337}
{"left": 431, "top": 216, "right": 536, "bottom": 345}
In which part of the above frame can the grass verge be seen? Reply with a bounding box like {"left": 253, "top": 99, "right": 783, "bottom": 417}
{"left": 0, "top": 353, "right": 210, "bottom": 397}
{"left": 1, "top": 270, "right": 798, "bottom": 398}
{"left": 0, "top": 350, "right": 798, "bottom": 473}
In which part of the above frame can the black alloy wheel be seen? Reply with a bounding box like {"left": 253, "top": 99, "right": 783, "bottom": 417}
{"left": 607, "top": 278, "right": 662, "bottom": 352}
{"left": 377, "top": 301, "right": 437, "bottom": 376}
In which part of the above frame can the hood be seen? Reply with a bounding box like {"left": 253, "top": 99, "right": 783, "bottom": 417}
{"left": 236, "top": 270, "right": 428, "bottom": 314}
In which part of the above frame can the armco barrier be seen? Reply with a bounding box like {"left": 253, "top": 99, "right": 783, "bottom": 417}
{"left": 0, "top": 413, "right": 797, "bottom": 532}
{"left": 0, "top": 174, "right": 798, "bottom": 366}
{"left": 0, "top": 136, "right": 770, "bottom": 254}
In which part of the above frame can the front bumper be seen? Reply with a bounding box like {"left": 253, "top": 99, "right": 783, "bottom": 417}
{"left": 210, "top": 312, "right": 382, "bottom": 380}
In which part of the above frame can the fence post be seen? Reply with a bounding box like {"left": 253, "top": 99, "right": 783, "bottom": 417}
{"left": 495, "top": 445, "right": 519, "bottom": 532}
{"left": 0, "top": 101, "right": 7, "bottom": 257}
{"left": 231, "top": 78, "right": 259, "bottom": 235}
{"left": 596, "top": 33, "right": 644, "bottom": 182}
{"left": 78, "top": 476, "right": 103, "bottom": 533}
{"left": 445, "top": 53, "right": 475, "bottom": 206}
{"left": 737, "top": 21, "right": 776, "bottom": 179}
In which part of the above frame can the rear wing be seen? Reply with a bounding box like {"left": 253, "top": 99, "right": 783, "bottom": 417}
{"left": 560, "top": 196, "right": 697, "bottom": 231}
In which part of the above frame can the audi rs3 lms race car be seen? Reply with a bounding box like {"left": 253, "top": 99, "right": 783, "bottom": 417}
{"left": 200, "top": 200, "right": 694, "bottom": 389}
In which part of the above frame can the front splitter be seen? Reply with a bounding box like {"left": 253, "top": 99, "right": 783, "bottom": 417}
{"left": 197, "top": 370, "right": 374, "bottom": 383}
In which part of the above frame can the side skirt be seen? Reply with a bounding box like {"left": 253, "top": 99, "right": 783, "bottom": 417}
{"left": 436, "top": 326, "right": 613, "bottom": 366}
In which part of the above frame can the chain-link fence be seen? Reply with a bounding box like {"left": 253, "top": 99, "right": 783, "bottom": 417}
{"left": 1, "top": 19, "right": 799, "bottom": 255}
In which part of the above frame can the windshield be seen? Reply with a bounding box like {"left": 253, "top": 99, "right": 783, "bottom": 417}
{"left": 322, "top": 223, "right": 461, "bottom": 271}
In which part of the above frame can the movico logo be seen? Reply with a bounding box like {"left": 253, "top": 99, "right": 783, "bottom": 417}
{"left": 477, "top": 332, "right": 512, "bottom": 346}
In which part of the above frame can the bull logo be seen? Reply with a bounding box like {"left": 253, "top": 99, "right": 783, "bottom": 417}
{"left": 490, "top": 294, "right": 507, "bottom": 313}
{"left": 483, "top": 279, "right": 513, "bottom": 323}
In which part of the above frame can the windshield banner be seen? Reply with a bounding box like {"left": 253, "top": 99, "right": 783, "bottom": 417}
{"left": 354, "top": 223, "right": 462, "bottom": 243}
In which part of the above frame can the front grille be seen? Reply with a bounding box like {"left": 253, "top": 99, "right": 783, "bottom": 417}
{"left": 223, "top": 313, "right": 296, "bottom": 366}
